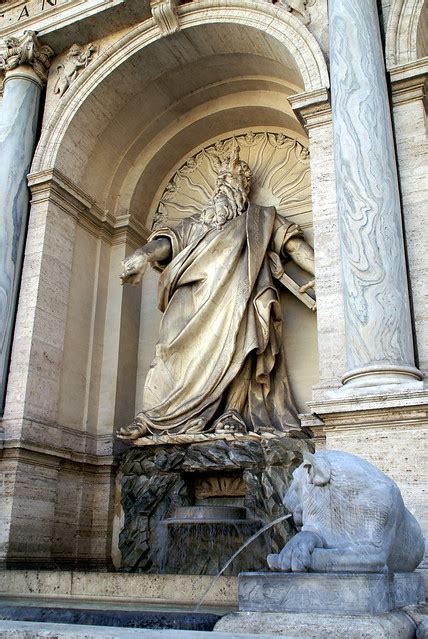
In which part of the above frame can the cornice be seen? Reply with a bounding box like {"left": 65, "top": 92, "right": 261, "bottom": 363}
{"left": 389, "top": 57, "right": 428, "bottom": 107}
{"left": 288, "top": 87, "right": 332, "bottom": 132}
{"left": 28, "top": 168, "right": 149, "bottom": 245}
{"left": 310, "top": 385, "right": 428, "bottom": 417}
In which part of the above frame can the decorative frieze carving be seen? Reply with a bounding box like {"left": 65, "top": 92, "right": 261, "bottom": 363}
{"left": 150, "top": 0, "right": 179, "bottom": 36}
{"left": 0, "top": 30, "right": 53, "bottom": 84}
{"left": 152, "top": 131, "right": 311, "bottom": 230}
{"left": 54, "top": 43, "right": 97, "bottom": 97}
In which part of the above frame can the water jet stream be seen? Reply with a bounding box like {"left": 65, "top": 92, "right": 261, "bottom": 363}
{"left": 194, "top": 513, "right": 292, "bottom": 612}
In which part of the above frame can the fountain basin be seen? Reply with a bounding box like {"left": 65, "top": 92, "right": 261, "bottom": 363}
{"left": 163, "top": 505, "right": 248, "bottom": 524}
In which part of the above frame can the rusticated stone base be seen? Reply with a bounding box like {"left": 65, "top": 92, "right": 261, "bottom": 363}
{"left": 118, "top": 435, "right": 311, "bottom": 575}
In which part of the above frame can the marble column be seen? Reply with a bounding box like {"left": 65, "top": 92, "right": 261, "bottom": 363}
{"left": 329, "top": 0, "right": 422, "bottom": 388}
{"left": 0, "top": 32, "right": 53, "bottom": 413}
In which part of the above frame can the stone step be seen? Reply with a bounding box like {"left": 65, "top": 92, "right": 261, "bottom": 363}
{"left": 0, "top": 620, "right": 299, "bottom": 639}
{"left": 0, "top": 571, "right": 237, "bottom": 609}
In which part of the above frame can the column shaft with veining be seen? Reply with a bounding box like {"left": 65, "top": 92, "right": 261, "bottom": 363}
{"left": 329, "top": 0, "right": 422, "bottom": 388}
{"left": 0, "top": 32, "right": 53, "bottom": 412}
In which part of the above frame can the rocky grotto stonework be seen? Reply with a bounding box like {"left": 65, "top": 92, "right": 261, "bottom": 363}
{"left": 118, "top": 435, "right": 311, "bottom": 575}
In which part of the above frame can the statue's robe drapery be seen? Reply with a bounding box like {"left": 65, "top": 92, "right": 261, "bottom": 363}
{"left": 139, "top": 204, "right": 302, "bottom": 434}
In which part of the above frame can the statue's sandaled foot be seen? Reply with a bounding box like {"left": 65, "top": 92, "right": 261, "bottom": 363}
{"left": 214, "top": 410, "right": 247, "bottom": 434}
{"left": 116, "top": 414, "right": 149, "bottom": 440}
{"left": 185, "top": 418, "right": 206, "bottom": 433}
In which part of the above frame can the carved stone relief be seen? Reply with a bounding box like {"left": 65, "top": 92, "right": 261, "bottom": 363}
{"left": 151, "top": 131, "right": 311, "bottom": 231}
{"left": 54, "top": 43, "right": 97, "bottom": 97}
{"left": 276, "top": 0, "right": 315, "bottom": 25}
{"left": 261, "top": 0, "right": 315, "bottom": 25}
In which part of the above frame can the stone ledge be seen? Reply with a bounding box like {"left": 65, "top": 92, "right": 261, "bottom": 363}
{"left": 214, "top": 610, "right": 417, "bottom": 639}
{"left": 0, "top": 620, "right": 285, "bottom": 639}
{"left": 0, "top": 571, "right": 238, "bottom": 609}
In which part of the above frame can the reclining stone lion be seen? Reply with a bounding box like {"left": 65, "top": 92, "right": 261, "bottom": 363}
{"left": 267, "top": 450, "right": 425, "bottom": 573}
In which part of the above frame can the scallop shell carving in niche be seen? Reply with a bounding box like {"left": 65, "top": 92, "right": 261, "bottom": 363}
{"left": 194, "top": 476, "right": 246, "bottom": 499}
{"left": 151, "top": 131, "right": 311, "bottom": 231}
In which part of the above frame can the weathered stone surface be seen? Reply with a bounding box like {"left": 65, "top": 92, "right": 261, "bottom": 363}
{"left": 0, "top": 620, "right": 286, "bottom": 639}
{"left": 417, "top": 617, "right": 428, "bottom": 639}
{"left": 0, "top": 570, "right": 238, "bottom": 608}
{"left": 239, "top": 572, "right": 425, "bottom": 614}
{"left": 214, "top": 611, "right": 417, "bottom": 638}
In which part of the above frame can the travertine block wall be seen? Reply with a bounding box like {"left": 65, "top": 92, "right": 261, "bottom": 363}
{"left": 322, "top": 409, "right": 428, "bottom": 569}
{"left": 0, "top": 174, "right": 134, "bottom": 566}
{"left": 290, "top": 92, "right": 346, "bottom": 393}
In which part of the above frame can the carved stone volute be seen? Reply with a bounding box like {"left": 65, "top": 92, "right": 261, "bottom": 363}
{"left": 0, "top": 31, "right": 54, "bottom": 84}
{"left": 150, "top": 0, "right": 179, "bottom": 36}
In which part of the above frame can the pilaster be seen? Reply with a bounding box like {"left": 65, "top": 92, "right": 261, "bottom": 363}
{"left": 390, "top": 58, "right": 428, "bottom": 377}
{"left": 289, "top": 89, "right": 346, "bottom": 395}
{"left": 0, "top": 168, "right": 135, "bottom": 568}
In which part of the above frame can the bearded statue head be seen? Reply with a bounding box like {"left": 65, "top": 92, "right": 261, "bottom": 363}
{"left": 200, "top": 145, "right": 252, "bottom": 229}
{"left": 216, "top": 145, "right": 252, "bottom": 195}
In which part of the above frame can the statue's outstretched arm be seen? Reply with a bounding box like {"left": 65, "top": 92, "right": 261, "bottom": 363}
{"left": 120, "top": 238, "right": 171, "bottom": 287}
{"left": 284, "top": 236, "right": 315, "bottom": 293}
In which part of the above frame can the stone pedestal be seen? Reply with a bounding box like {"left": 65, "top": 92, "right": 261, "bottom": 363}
{"left": 214, "top": 572, "right": 424, "bottom": 638}
{"left": 214, "top": 610, "right": 417, "bottom": 639}
{"left": 239, "top": 571, "right": 425, "bottom": 614}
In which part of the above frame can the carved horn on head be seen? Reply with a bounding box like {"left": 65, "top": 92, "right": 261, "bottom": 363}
{"left": 303, "top": 452, "right": 331, "bottom": 486}
{"left": 229, "top": 144, "right": 241, "bottom": 172}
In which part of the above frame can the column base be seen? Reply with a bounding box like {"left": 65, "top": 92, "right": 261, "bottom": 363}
{"left": 341, "top": 364, "right": 423, "bottom": 388}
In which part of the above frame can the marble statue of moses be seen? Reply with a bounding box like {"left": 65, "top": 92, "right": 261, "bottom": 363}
{"left": 118, "top": 147, "right": 315, "bottom": 439}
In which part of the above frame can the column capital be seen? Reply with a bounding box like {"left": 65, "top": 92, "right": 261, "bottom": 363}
{"left": 0, "top": 30, "right": 54, "bottom": 85}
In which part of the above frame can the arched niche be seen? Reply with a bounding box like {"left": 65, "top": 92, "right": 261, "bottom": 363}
{"left": 386, "top": 0, "right": 428, "bottom": 66}
{"left": 28, "top": 2, "right": 327, "bottom": 435}
{"left": 135, "top": 128, "right": 319, "bottom": 418}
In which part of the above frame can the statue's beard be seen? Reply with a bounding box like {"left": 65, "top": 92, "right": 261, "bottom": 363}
{"left": 200, "top": 182, "right": 248, "bottom": 228}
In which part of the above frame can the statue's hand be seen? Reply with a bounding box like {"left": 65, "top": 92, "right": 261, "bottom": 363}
{"left": 299, "top": 278, "right": 315, "bottom": 294}
{"left": 120, "top": 251, "right": 148, "bottom": 287}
